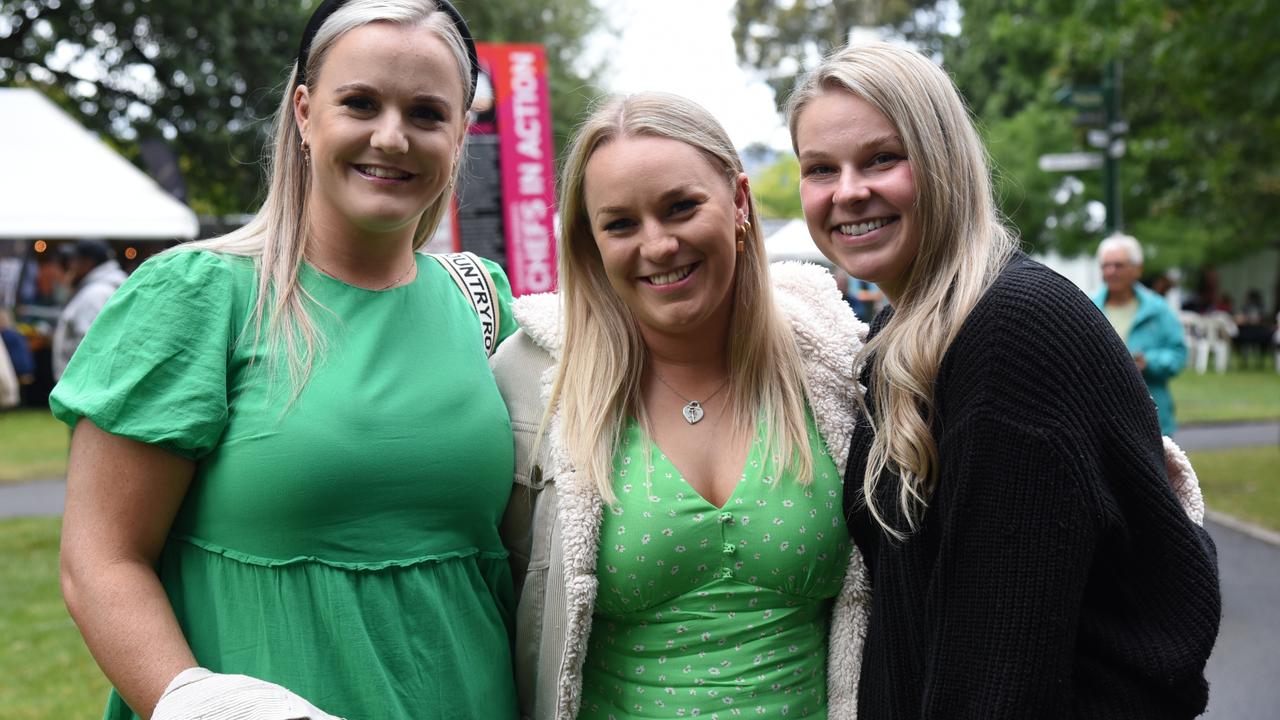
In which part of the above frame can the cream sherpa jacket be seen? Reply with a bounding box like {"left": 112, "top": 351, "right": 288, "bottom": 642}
{"left": 493, "top": 262, "right": 872, "bottom": 720}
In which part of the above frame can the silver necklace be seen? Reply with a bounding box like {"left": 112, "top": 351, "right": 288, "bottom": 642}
{"left": 308, "top": 255, "right": 416, "bottom": 291}
{"left": 652, "top": 371, "right": 730, "bottom": 425}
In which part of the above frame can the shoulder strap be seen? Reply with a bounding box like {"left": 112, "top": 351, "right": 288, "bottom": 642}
{"left": 429, "top": 251, "right": 501, "bottom": 357}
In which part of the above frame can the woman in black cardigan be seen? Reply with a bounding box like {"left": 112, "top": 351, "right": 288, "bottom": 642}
{"left": 786, "top": 43, "right": 1221, "bottom": 719}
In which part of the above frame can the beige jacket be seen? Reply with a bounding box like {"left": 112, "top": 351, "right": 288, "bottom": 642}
{"left": 493, "top": 262, "right": 872, "bottom": 720}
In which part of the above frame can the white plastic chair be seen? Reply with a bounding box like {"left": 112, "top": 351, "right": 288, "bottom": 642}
{"left": 1195, "top": 312, "right": 1237, "bottom": 374}
{"left": 1180, "top": 312, "right": 1207, "bottom": 374}
{"left": 1273, "top": 312, "right": 1280, "bottom": 373}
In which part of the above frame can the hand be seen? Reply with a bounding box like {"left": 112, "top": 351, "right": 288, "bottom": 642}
{"left": 1133, "top": 351, "right": 1147, "bottom": 372}
{"left": 152, "top": 667, "right": 344, "bottom": 720}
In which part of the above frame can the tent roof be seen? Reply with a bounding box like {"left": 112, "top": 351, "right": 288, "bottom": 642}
{"left": 0, "top": 88, "right": 198, "bottom": 240}
{"left": 764, "top": 218, "right": 831, "bottom": 267}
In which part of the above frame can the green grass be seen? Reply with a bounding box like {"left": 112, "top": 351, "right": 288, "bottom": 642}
{"left": 0, "top": 517, "right": 110, "bottom": 717}
{"left": 1170, "top": 368, "right": 1280, "bottom": 424}
{"left": 1190, "top": 445, "right": 1280, "bottom": 533}
{"left": 0, "top": 410, "right": 67, "bottom": 484}
{"left": 0, "top": 371, "right": 1272, "bottom": 484}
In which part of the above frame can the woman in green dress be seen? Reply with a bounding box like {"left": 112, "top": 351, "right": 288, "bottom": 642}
{"left": 52, "top": 2, "right": 519, "bottom": 718}
{"left": 493, "top": 92, "right": 872, "bottom": 719}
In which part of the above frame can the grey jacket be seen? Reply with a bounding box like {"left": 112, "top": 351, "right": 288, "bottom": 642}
{"left": 493, "top": 263, "right": 872, "bottom": 720}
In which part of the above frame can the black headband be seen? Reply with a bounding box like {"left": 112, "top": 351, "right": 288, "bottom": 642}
{"left": 294, "top": 0, "right": 479, "bottom": 107}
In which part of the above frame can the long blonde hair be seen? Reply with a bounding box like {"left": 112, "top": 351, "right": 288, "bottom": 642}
{"left": 552, "top": 92, "right": 814, "bottom": 503}
{"left": 179, "top": 0, "right": 471, "bottom": 391}
{"left": 786, "top": 43, "right": 1018, "bottom": 536}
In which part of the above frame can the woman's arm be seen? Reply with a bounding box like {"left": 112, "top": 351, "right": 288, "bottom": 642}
{"left": 60, "top": 418, "right": 197, "bottom": 719}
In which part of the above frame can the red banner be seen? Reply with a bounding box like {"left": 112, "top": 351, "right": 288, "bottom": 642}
{"left": 476, "top": 43, "right": 557, "bottom": 296}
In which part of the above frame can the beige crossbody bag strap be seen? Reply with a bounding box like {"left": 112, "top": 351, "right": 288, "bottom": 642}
{"left": 429, "top": 251, "right": 501, "bottom": 357}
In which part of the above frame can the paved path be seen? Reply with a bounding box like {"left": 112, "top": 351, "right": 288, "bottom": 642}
{"left": 1174, "top": 421, "right": 1280, "bottom": 451}
{"left": 4, "top": 421, "right": 1271, "bottom": 520}
{"left": 0, "top": 478, "right": 63, "bottom": 519}
{"left": 1203, "top": 520, "right": 1280, "bottom": 719}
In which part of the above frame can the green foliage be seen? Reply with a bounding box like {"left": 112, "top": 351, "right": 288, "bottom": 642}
{"left": 732, "top": 0, "right": 937, "bottom": 104}
{"left": 945, "top": 0, "right": 1280, "bottom": 267}
{"left": 0, "top": 0, "right": 311, "bottom": 215}
{"left": 751, "top": 153, "right": 803, "bottom": 219}
{"left": 0, "top": 0, "right": 605, "bottom": 214}
{"left": 461, "top": 0, "right": 606, "bottom": 163}
{"left": 0, "top": 517, "right": 110, "bottom": 718}
{"left": 983, "top": 103, "right": 1093, "bottom": 249}
{"left": 731, "top": 0, "right": 1280, "bottom": 267}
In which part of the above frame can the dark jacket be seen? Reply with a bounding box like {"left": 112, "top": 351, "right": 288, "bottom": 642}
{"left": 846, "top": 254, "right": 1220, "bottom": 719}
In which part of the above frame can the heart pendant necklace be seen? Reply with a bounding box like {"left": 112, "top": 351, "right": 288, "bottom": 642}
{"left": 652, "top": 372, "right": 730, "bottom": 425}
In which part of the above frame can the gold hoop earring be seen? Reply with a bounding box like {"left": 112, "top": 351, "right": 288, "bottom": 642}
{"left": 736, "top": 219, "right": 751, "bottom": 253}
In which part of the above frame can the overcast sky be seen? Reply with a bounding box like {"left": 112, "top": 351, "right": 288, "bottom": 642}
{"left": 586, "top": 0, "right": 792, "bottom": 151}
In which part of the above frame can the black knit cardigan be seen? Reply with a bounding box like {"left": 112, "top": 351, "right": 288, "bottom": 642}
{"left": 845, "top": 254, "right": 1221, "bottom": 719}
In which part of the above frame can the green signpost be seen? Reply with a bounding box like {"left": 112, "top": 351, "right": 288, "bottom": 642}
{"left": 1045, "top": 61, "right": 1126, "bottom": 233}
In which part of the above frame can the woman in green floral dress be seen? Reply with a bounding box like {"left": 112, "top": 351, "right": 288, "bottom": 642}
{"left": 493, "top": 92, "right": 871, "bottom": 719}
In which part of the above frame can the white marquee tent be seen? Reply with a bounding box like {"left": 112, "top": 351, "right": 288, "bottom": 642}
{"left": 764, "top": 218, "right": 830, "bottom": 266}
{"left": 0, "top": 88, "right": 198, "bottom": 240}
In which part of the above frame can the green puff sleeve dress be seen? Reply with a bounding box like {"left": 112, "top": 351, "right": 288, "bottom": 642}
{"left": 49, "top": 250, "right": 520, "bottom": 720}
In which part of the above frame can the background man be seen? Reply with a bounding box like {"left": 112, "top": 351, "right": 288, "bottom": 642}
{"left": 52, "top": 239, "right": 126, "bottom": 380}
{"left": 1092, "top": 233, "right": 1188, "bottom": 435}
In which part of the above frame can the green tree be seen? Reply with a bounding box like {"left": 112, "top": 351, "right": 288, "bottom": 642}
{"left": 732, "top": 0, "right": 1280, "bottom": 267}
{"left": 461, "top": 0, "right": 605, "bottom": 161}
{"left": 732, "top": 0, "right": 938, "bottom": 104}
{"left": 750, "top": 152, "right": 803, "bottom": 219}
{"left": 945, "top": 0, "right": 1280, "bottom": 268}
{"left": 0, "top": 0, "right": 604, "bottom": 215}
{"left": 0, "top": 0, "right": 311, "bottom": 215}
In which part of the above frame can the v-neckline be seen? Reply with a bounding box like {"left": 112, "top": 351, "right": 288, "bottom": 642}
{"left": 630, "top": 417, "right": 759, "bottom": 511}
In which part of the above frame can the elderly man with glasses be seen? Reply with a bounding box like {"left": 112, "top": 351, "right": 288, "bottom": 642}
{"left": 1092, "top": 233, "right": 1188, "bottom": 435}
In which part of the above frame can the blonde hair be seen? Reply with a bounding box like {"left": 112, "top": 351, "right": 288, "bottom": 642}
{"left": 551, "top": 92, "right": 814, "bottom": 503}
{"left": 178, "top": 0, "right": 471, "bottom": 391}
{"left": 786, "top": 43, "right": 1018, "bottom": 537}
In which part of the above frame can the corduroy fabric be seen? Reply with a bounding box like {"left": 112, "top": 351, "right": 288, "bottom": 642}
{"left": 844, "top": 254, "right": 1221, "bottom": 719}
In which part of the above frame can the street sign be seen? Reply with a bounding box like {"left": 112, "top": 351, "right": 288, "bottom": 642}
{"left": 1073, "top": 109, "right": 1106, "bottom": 127}
{"left": 1038, "top": 152, "right": 1104, "bottom": 173}
{"left": 1054, "top": 84, "right": 1105, "bottom": 110}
